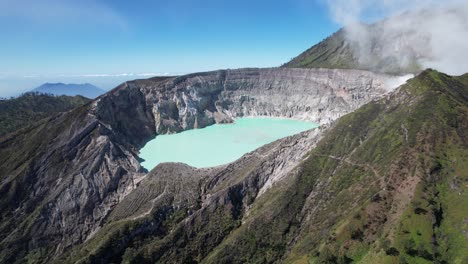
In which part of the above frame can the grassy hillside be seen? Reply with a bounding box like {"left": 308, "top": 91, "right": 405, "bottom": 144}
{"left": 281, "top": 69, "right": 468, "bottom": 263}
{"left": 0, "top": 92, "right": 91, "bottom": 136}
{"left": 55, "top": 69, "right": 467, "bottom": 263}
{"left": 203, "top": 70, "right": 467, "bottom": 264}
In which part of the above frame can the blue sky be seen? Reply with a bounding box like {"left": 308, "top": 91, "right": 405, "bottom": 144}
{"left": 0, "top": 0, "right": 342, "bottom": 96}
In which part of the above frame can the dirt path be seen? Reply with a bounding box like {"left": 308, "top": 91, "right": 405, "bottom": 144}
{"left": 312, "top": 153, "right": 382, "bottom": 181}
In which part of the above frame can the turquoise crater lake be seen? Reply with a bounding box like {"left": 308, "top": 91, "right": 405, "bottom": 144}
{"left": 140, "top": 117, "right": 319, "bottom": 169}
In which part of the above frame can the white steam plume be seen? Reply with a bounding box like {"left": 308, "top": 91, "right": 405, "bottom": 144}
{"left": 325, "top": 0, "right": 468, "bottom": 75}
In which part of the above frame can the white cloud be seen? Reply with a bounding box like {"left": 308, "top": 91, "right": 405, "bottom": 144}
{"left": 81, "top": 73, "right": 130, "bottom": 77}
{"left": 324, "top": 0, "right": 468, "bottom": 75}
{"left": 385, "top": 74, "right": 414, "bottom": 91}
{"left": 80, "top": 73, "right": 173, "bottom": 78}
{"left": 325, "top": 0, "right": 464, "bottom": 24}
{"left": 136, "top": 73, "right": 171, "bottom": 77}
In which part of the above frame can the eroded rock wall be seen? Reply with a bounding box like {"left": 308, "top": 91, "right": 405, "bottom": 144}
{"left": 95, "top": 68, "right": 392, "bottom": 137}
{"left": 0, "top": 68, "right": 399, "bottom": 262}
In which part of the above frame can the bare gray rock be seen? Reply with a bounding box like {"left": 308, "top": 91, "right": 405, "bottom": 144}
{"left": 0, "top": 67, "right": 400, "bottom": 262}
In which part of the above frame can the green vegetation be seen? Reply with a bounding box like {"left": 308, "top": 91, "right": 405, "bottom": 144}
{"left": 295, "top": 69, "right": 468, "bottom": 264}
{"left": 0, "top": 101, "right": 94, "bottom": 263}
{"left": 1, "top": 70, "right": 466, "bottom": 264}
{"left": 47, "top": 70, "right": 467, "bottom": 263}
{"left": 0, "top": 92, "right": 90, "bottom": 136}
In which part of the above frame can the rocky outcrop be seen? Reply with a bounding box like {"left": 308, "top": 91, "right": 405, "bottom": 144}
{"left": 0, "top": 67, "right": 401, "bottom": 262}
{"left": 56, "top": 69, "right": 468, "bottom": 264}
{"left": 56, "top": 126, "right": 326, "bottom": 263}
{"left": 109, "top": 126, "right": 325, "bottom": 224}
{"left": 56, "top": 68, "right": 468, "bottom": 263}
{"left": 95, "top": 68, "right": 395, "bottom": 139}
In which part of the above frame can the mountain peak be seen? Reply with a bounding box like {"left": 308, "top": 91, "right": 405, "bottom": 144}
{"left": 33, "top": 82, "right": 105, "bottom": 99}
{"left": 284, "top": 6, "right": 468, "bottom": 76}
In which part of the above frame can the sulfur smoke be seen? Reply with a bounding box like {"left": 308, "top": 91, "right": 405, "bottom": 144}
{"left": 325, "top": 0, "right": 468, "bottom": 75}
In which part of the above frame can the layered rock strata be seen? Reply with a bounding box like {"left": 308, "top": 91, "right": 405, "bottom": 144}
{"left": 0, "top": 67, "right": 398, "bottom": 261}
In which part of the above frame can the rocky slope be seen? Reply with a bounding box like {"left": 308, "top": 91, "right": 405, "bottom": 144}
{"left": 283, "top": 29, "right": 359, "bottom": 71}
{"left": 94, "top": 68, "right": 395, "bottom": 137}
{"left": 55, "top": 69, "right": 467, "bottom": 264}
{"left": 0, "top": 67, "right": 398, "bottom": 263}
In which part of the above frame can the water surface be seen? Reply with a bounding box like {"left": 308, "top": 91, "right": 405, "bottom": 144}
{"left": 140, "top": 117, "right": 319, "bottom": 169}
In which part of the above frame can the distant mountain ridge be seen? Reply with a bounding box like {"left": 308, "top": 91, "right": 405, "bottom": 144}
{"left": 33, "top": 82, "right": 105, "bottom": 99}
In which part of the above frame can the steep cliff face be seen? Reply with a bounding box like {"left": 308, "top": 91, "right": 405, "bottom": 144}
{"left": 58, "top": 127, "right": 326, "bottom": 264}
{"left": 58, "top": 70, "right": 468, "bottom": 264}
{"left": 95, "top": 68, "right": 394, "bottom": 138}
{"left": 0, "top": 68, "right": 399, "bottom": 263}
